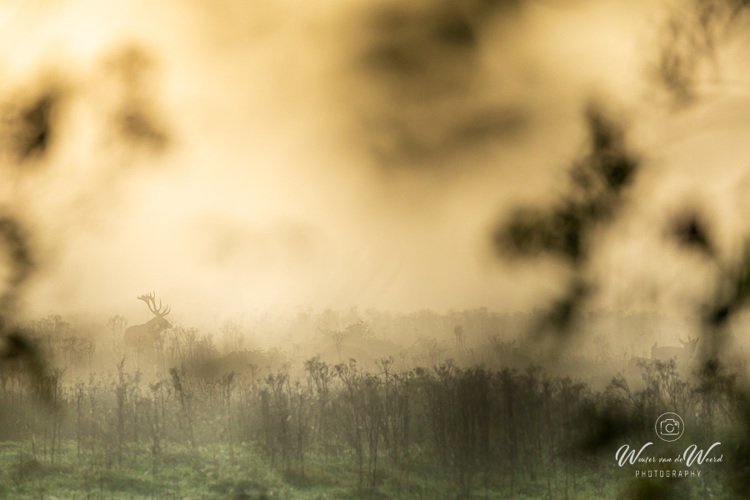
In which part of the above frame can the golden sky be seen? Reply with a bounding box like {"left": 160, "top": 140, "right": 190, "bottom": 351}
{"left": 1, "top": 0, "right": 749, "bottom": 328}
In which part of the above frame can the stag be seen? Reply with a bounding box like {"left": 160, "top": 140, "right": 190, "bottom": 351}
{"left": 651, "top": 335, "right": 698, "bottom": 363}
{"left": 123, "top": 293, "right": 171, "bottom": 357}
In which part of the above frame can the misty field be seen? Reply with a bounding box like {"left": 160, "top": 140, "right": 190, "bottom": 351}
{"left": 5, "top": 0, "right": 750, "bottom": 499}
{"left": 0, "top": 316, "right": 746, "bottom": 500}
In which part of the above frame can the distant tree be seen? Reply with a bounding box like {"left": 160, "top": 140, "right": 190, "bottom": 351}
{"left": 220, "top": 319, "right": 244, "bottom": 354}
{"left": 454, "top": 325, "right": 465, "bottom": 354}
{"left": 345, "top": 320, "right": 373, "bottom": 340}
{"left": 332, "top": 331, "right": 346, "bottom": 360}
{"left": 107, "top": 315, "right": 128, "bottom": 339}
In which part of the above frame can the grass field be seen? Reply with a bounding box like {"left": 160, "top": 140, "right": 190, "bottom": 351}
{"left": 0, "top": 354, "right": 744, "bottom": 499}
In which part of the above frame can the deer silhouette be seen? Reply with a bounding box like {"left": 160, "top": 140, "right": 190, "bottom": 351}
{"left": 123, "top": 292, "right": 171, "bottom": 356}
{"left": 651, "top": 335, "right": 698, "bottom": 363}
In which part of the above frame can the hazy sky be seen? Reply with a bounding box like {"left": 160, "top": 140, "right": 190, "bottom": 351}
{"left": 1, "top": 0, "right": 749, "bottom": 328}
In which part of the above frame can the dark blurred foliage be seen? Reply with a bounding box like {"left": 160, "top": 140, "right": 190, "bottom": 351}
{"left": 366, "top": 104, "right": 529, "bottom": 168}
{"left": 0, "top": 330, "right": 54, "bottom": 405}
{"left": 493, "top": 104, "right": 638, "bottom": 340}
{"left": 118, "top": 108, "right": 169, "bottom": 151}
{"left": 357, "top": 0, "right": 529, "bottom": 168}
{"left": 14, "top": 91, "right": 57, "bottom": 160}
{"left": 0, "top": 215, "right": 34, "bottom": 312}
{"left": 0, "top": 85, "right": 65, "bottom": 165}
{"left": 656, "top": 15, "right": 708, "bottom": 107}
{"left": 702, "top": 242, "right": 750, "bottom": 331}
{"left": 364, "top": 0, "right": 523, "bottom": 74}
{"left": 495, "top": 105, "right": 638, "bottom": 265}
{"left": 0, "top": 214, "right": 56, "bottom": 407}
{"left": 488, "top": 104, "right": 654, "bottom": 496}
{"left": 0, "top": 44, "right": 169, "bottom": 173}
{"left": 544, "top": 197, "right": 750, "bottom": 499}
{"left": 493, "top": 84, "right": 750, "bottom": 498}
{"left": 467, "top": 0, "right": 523, "bottom": 17}
{"left": 364, "top": 3, "right": 479, "bottom": 75}
{"left": 102, "top": 45, "right": 170, "bottom": 153}
{"left": 666, "top": 205, "right": 750, "bottom": 356}
{"left": 665, "top": 205, "right": 750, "bottom": 499}
{"left": 530, "top": 279, "right": 590, "bottom": 337}
{"left": 668, "top": 210, "right": 715, "bottom": 258}
{"left": 654, "top": 0, "right": 750, "bottom": 107}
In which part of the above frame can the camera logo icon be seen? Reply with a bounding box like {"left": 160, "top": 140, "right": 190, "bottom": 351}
{"left": 655, "top": 412, "right": 685, "bottom": 442}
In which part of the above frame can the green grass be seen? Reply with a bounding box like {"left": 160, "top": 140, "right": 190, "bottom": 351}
{"left": 0, "top": 439, "right": 638, "bottom": 500}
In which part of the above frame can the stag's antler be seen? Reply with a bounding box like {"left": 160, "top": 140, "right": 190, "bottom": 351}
{"left": 137, "top": 292, "right": 170, "bottom": 317}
